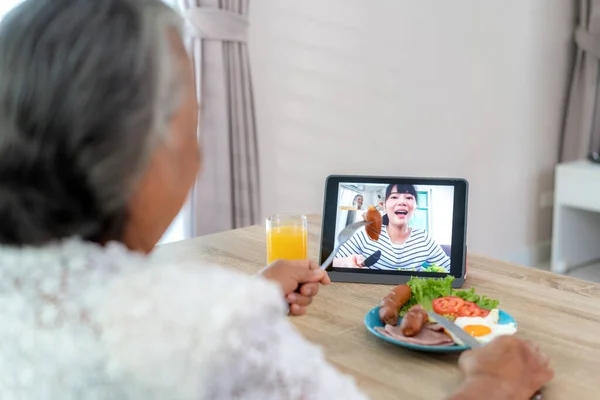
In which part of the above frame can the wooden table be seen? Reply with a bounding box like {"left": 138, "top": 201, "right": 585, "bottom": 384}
{"left": 153, "top": 215, "right": 600, "bottom": 400}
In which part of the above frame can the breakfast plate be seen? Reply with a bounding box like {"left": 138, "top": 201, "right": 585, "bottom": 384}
{"left": 364, "top": 305, "right": 518, "bottom": 353}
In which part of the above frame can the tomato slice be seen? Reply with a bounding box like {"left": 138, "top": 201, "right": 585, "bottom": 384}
{"left": 432, "top": 296, "right": 465, "bottom": 315}
{"left": 479, "top": 308, "right": 490, "bottom": 317}
{"left": 457, "top": 301, "right": 483, "bottom": 317}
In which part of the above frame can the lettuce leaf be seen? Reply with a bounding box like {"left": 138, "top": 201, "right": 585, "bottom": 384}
{"left": 398, "top": 276, "right": 500, "bottom": 316}
{"left": 452, "top": 287, "right": 480, "bottom": 303}
{"left": 421, "top": 264, "right": 447, "bottom": 273}
{"left": 474, "top": 295, "right": 500, "bottom": 310}
{"left": 452, "top": 288, "right": 499, "bottom": 310}
{"left": 399, "top": 276, "right": 455, "bottom": 315}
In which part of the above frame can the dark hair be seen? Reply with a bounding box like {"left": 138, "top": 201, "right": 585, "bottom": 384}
{"left": 0, "top": 0, "right": 182, "bottom": 246}
{"left": 385, "top": 183, "right": 418, "bottom": 202}
{"left": 382, "top": 183, "right": 418, "bottom": 226}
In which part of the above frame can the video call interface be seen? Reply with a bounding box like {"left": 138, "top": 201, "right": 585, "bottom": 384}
{"left": 333, "top": 182, "right": 455, "bottom": 273}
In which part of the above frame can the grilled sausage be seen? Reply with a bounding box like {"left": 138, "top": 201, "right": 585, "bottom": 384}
{"left": 364, "top": 206, "right": 382, "bottom": 241}
{"left": 378, "top": 284, "right": 412, "bottom": 326}
{"left": 400, "top": 305, "right": 428, "bottom": 336}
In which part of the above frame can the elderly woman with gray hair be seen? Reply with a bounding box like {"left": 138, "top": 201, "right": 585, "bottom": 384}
{"left": 0, "top": 0, "right": 553, "bottom": 399}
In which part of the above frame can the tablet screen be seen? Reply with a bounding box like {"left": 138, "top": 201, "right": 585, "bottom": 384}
{"left": 333, "top": 181, "right": 454, "bottom": 273}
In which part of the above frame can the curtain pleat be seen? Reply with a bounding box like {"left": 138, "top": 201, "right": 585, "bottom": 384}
{"left": 178, "top": 0, "right": 261, "bottom": 235}
{"left": 560, "top": 0, "right": 600, "bottom": 162}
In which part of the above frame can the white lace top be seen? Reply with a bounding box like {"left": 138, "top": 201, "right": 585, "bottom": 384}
{"left": 0, "top": 239, "right": 368, "bottom": 400}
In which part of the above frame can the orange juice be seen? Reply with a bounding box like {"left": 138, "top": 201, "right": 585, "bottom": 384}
{"left": 266, "top": 214, "right": 308, "bottom": 264}
{"left": 266, "top": 226, "right": 307, "bottom": 263}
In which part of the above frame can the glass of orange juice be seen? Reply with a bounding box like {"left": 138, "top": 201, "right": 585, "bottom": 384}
{"left": 266, "top": 214, "right": 308, "bottom": 264}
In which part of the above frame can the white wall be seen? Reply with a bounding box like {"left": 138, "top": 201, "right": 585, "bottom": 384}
{"left": 249, "top": 0, "right": 575, "bottom": 265}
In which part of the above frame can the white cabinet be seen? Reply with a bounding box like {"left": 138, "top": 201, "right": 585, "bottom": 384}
{"left": 551, "top": 160, "right": 600, "bottom": 273}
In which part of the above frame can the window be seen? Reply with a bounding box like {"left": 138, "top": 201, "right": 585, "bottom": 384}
{"left": 162, "top": 0, "right": 180, "bottom": 10}
{"left": 157, "top": 0, "right": 190, "bottom": 245}
{"left": 410, "top": 190, "right": 431, "bottom": 232}
{"left": 0, "top": 1, "right": 23, "bottom": 20}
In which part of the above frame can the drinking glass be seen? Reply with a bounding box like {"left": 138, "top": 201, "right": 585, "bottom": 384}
{"left": 266, "top": 214, "right": 308, "bottom": 264}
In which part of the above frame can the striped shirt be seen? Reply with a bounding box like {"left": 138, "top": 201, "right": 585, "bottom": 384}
{"left": 335, "top": 227, "right": 451, "bottom": 271}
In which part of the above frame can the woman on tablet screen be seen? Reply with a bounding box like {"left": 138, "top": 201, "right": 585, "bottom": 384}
{"left": 333, "top": 183, "right": 451, "bottom": 271}
{"left": 344, "top": 194, "right": 364, "bottom": 227}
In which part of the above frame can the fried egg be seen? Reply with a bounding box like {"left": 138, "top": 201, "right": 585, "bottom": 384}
{"left": 448, "top": 309, "right": 517, "bottom": 345}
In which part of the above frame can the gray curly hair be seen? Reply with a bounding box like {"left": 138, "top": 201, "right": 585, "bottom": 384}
{"left": 0, "top": 0, "right": 185, "bottom": 245}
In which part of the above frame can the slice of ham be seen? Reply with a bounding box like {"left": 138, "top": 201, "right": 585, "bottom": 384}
{"left": 375, "top": 322, "right": 455, "bottom": 346}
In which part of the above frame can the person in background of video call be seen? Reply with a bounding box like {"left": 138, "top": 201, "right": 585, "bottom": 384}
{"left": 333, "top": 183, "right": 451, "bottom": 271}
{"left": 353, "top": 194, "right": 364, "bottom": 210}
{"left": 345, "top": 194, "right": 364, "bottom": 226}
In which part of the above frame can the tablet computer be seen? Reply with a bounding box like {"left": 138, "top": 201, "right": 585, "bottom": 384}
{"left": 319, "top": 175, "right": 468, "bottom": 288}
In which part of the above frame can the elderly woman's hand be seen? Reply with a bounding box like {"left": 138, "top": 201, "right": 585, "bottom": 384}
{"left": 449, "top": 335, "right": 553, "bottom": 400}
{"left": 261, "top": 260, "right": 331, "bottom": 316}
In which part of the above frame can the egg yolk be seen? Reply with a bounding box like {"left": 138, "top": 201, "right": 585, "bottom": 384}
{"left": 463, "top": 324, "right": 492, "bottom": 337}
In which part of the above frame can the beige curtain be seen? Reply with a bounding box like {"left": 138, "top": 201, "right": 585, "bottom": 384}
{"left": 178, "top": 0, "right": 261, "bottom": 236}
{"left": 560, "top": 0, "right": 600, "bottom": 161}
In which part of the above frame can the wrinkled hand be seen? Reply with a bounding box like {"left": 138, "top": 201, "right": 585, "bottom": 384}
{"left": 458, "top": 336, "right": 554, "bottom": 399}
{"left": 261, "top": 259, "right": 331, "bottom": 316}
